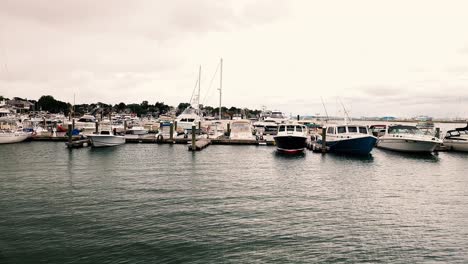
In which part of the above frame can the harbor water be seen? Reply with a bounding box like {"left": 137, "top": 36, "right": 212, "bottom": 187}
{"left": 1, "top": 142, "right": 467, "bottom": 263}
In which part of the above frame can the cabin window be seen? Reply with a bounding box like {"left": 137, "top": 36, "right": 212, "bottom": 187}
{"left": 287, "top": 126, "right": 295, "bottom": 132}
{"left": 188, "top": 119, "right": 195, "bottom": 122}
{"left": 296, "top": 126, "right": 303, "bottom": 132}
{"left": 101, "top": 131, "right": 110, "bottom": 135}
{"left": 347, "top": 126, "right": 358, "bottom": 133}
{"left": 327, "top": 127, "right": 334, "bottom": 134}
{"left": 337, "top": 126, "right": 346, "bottom": 133}
{"left": 359, "top": 127, "right": 368, "bottom": 134}
{"left": 279, "top": 126, "right": 285, "bottom": 132}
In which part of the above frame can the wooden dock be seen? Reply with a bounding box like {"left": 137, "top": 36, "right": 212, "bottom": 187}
{"left": 188, "top": 139, "right": 211, "bottom": 151}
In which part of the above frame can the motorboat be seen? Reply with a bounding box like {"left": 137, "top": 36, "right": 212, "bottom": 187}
{"left": 274, "top": 123, "right": 308, "bottom": 153}
{"left": 87, "top": 130, "right": 125, "bottom": 147}
{"left": 126, "top": 126, "right": 148, "bottom": 135}
{"left": 74, "top": 114, "right": 96, "bottom": 133}
{"left": 229, "top": 120, "right": 256, "bottom": 140}
{"left": 369, "top": 124, "right": 387, "bottom": 137}
{"left": 253, "top": 120, "right": 278, "bottom": 138}
{"left": 264, "top": 110, "right": 288, "bottom": 124}
{"left": 376, "top": 125, "right": 442, "bottom": 153}
{"left": 0, "top": 130, "right": 29, "bottom": 144}
{"left": 443, "top": 123, "right": 468, "bottom": 152}
{"left": 175, "top": 107, "right": 202, "bottom": 131}
{"left": 318, "top": 124, "right": 377, "bottom": 155}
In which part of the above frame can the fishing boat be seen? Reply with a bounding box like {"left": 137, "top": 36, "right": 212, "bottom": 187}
{"left": 87, "top": 130, "right": 125, "bottom": 147}
{"left": 176, "top": 66, "right": 203, "bottom": 131}
{"left": 0, "top": 130, "right": 29, "bottom": 144}
{"left": 318, "top": 124, "right": 377, "bottom": 155}
{"left": 229, "top": 120, "right": 256, "bottom": 140}
{"left": 274, "top": 123, "right": 308, "bottom": 153}
{"left": 443, "top": 123, "right": 468, "bottom": 152}
{"left": 376, "top": 125, "right": 442, "bottom": 153}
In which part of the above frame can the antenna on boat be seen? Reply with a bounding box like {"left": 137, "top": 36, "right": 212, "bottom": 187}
{"left": 320, "top": 97, "right": 329, "bottom": 122}
{"left": 338, "top": 98, "right": 352, "bottom": 124}
{"left": 218, "top": 58, "right": 223, "bottom": 120}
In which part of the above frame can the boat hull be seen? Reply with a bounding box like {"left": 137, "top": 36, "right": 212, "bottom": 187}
{"left": 274, "top": 135, "right": 307, "bottom": 153}
{"left": 323, "top": 136, "right": 377, "bottom": 155}
{"left": 377, "top": 138, "right": 439, "bottom": 153}
{"left": 0, "top": 133, "right": 29, "bottom": 144}
{"left": 88, "top": 135, "right": 125, "bottom": 147}
{"left": 443, "top": 140, "right": 468, "bottom": 152}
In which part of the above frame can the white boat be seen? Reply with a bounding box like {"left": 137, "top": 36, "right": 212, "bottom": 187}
{"left": 443, "top": 124, "right": 468, "bottom": 152}
{"left": 274, "top": 123, "right": 308, "bottom": 153}
{"left": 0, "top": 130, "right": 29, "bottom": 144}
{"left": 377, "top": 125, "right": 442, "bottom": 153}
{"left": 126, "top": 126, "right": 148, "bottom": 135}
{"left": 176, "top": 66, "right": 203, "bottom": 131}
{"left": 229, "top": 120, "right": 256, "bottom": 140}
{"left": 318, "top": 124, "right": 377, "bottom": 155}
{"left": 74, "top": 115, "right": 96, "bottom": 133}
{"left": 87, "top": 130, "right": 125, "bottom": 147}
{"left": 264, "top": 110, "right": 288, "bottom": 124}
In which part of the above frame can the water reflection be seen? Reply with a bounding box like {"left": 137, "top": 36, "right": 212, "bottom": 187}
{"left": 378, "top": 148, "right": 440, "bottom": 162}
{"left": 320, "top": 152, "right": 375, "bottom": 163}
{"left": 273, "top": 150, "right": 306, "bottom": 159}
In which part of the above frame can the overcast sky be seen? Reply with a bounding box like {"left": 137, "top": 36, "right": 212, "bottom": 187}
{"left": 1, "top": 0, "right": 468, "bottom": 118}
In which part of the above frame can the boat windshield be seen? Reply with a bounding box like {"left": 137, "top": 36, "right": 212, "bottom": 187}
{"left": 287, "top": 126, "right": 295, "bottom": 132}
{"left": 388, "top": 126, "right": 422, "bottom": 135}
{"left": 279, "top": 125, "right": 285, "bottom": 132}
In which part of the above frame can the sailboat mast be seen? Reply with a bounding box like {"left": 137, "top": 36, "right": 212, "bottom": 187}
{"left": 198, "top": 65, "right": 201, "bottom": 111}
{"left": 219, "top": 58, "right": 223, "bottom": 120}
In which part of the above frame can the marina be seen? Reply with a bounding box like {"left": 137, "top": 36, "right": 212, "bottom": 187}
{"left": 2, "top": 1, "right": 468, "bottom": 262}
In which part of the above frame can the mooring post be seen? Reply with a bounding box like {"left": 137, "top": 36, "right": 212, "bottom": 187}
{"left": 198, "top": 121, "right": 201, "bottom": 135}
{"left": 174, "top": 121, "right": 177, "bottom": 132}
{"left": 124, "top": 120, "right": 127, "bottom": 133}
{"left": 435, "top": 127, "right": 440, "bottom": 138}
{"left": 95, "top": 122, "right": 99, "bottom": 134}
{"left": 72, "top": 119, "right": 75, "bottom": 131}
{"left": 68, "top": 124, "right": 73, "bottom": 146}
{"left": 227, "top": 123, "right": 231, "bottom": 137}
{"left": 321, "top": 128, "right": 327, "bottom": 153}
{"left": 170, "top": 123, "right": 174, "bottom": 140}
{"left": 191, "top": 124, "right": 196, "bottom": 150}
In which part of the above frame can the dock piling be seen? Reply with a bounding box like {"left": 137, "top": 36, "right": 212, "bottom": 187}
{"left": 321, "top": 128, "right": 327, "bottom": 153}
{"left": 67, "top": 124, "right": 72, "bottom": 146}
{"left": 95, "top": 122, "right": 99, "bottom": 134}
{"left": 124, "top": 120, "right": 127, "bottom": 132}
{"left": 191, "top": 125, "right": 196, "bottom": 150}
{"left": 198, "top": 121, "right": 201, "bottom": 135}
{"left": 170, "top": 123, "right": 174, "bottom": 140}
{"left": 174, "top": 121, "right": 177, "bottom": 132}
{"left": 72, "top": 119, "right": 75, "bottom": 131}
{"left": 435, "top": 127, "right": 440, "bottom": 138}
{"left": 227, "top": 123, "right": 231, "bottom": 137}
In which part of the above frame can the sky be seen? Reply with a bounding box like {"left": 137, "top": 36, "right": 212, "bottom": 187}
{"left": 1, "top": 0, "right": 468, "bottom": 118}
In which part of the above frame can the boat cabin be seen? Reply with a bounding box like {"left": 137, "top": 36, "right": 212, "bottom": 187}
{"left": 325, "top": 125, "right": 369, "bottom": 135}
{"left": 278, "top": 124, "right": 307, "bottom": 135}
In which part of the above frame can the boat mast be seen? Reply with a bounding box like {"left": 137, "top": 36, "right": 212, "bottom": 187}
{"left": 198, "top": 65, "right": 201, "bottom": 112}
{"left": 219, "top": 58, "right": 223, "bottom": 120}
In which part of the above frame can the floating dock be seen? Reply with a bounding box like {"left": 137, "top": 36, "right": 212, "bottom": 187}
{"left": 188, "top": 139, "right": 211, "bottom": 151}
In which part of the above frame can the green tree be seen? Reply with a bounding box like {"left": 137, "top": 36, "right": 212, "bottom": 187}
{"left": 176, "top": 102, "right": 191, "bottom": 115}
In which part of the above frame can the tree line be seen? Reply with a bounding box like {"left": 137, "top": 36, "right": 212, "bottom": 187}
{"left": 2, "top": 95, "right": 263, "bottom": 119}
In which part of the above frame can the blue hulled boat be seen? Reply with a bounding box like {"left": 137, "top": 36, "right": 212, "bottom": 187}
{"left": 318, "top": 124, "right": 377, "bottom": 155}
